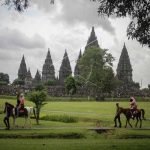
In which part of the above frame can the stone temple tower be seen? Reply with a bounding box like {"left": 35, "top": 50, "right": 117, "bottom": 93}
{"left": 74, "top": 49, "right": 82, "bottom": 77}
{"left": 85, "top": 26, "right": 99, "bottom": 50}
{"left": 25, "top": 68, "right": 32, "bottom": 87}
{"left": 18, "top": 55, "right": 27, "bottom": 81}
{"left": 42, "top": 49, "right": 55, "bottom": 83}
{"left": 59, "top": 50, "right": 72, "bottom": 85}
{"left": 117, "top": 43, "right": 133, "bottom": 83}
{"left": 33, "top": 70, "right": 42, "bottom": 86}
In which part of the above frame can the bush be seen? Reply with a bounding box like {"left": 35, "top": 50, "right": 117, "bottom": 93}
{"left": 40, "top": 115, "right": 78, "bottom": 123}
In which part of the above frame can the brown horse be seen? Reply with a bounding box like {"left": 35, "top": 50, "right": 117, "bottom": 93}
{"left": 114, "top": 103, "right": 145, "bottom": 128}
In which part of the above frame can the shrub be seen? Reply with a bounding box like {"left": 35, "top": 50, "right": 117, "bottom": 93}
{"left": 40, "top": 115, "right": 78, "bottom": 123}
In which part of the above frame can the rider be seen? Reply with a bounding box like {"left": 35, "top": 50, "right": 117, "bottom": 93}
{"left": 16, "top": 93, "right": 25, "bottom": 116}
{"left": 130, "top": 97, "right": 137, "bottom": 119}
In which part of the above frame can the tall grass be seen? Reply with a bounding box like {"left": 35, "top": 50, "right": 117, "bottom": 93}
{"left": 40, "top": 115, "right": 78, "bottom": 123}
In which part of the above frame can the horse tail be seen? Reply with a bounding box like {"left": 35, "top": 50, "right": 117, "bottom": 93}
{"left": 140, "top": 109, "right": 146, "bottom": 120}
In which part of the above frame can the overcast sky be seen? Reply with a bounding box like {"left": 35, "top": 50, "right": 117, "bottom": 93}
{"left": 0, "top": 0, "right": 149, "bottom": 88}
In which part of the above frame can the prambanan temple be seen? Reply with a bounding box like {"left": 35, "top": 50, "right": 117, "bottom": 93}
{"left": 0, "top": 27, "right": 141, "bottom": 97}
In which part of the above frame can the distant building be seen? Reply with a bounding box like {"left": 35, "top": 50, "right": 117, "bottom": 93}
{"left": 117, "top": 43, "right": 133, "bottom": 83}
{"left": 85, "top": 26, "right": 99, "bottom": 49}
{"left": 74, "top": 49, "right": 82, "bottom": 78}
{"left": 25, "top": 68, "right": 32, "bottom": 87}
{"left": 10, "top": 26, "right": 140, "bottom": 97}
{"left": 42, "top": 49, "right": 55, "bottom": 83}
{"left": 18, "top": 55, "right": 27, "bottom": 81}
{"left": 33, "top": 70, "right": 42, "bottom": 86}
{"left": 59, "top": 50, "right": 72, "bottom": 85}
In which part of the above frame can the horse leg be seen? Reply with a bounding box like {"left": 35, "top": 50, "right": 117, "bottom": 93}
{"left": 127, "top": 119, "right": 132, "bottom": 128}
{"left": 118, "top": 115, "right": 122, "bottom": 128}
{"left": 139, "top": 117, "right": 142, "bottom": 128}
{"left": 3, "top": 117, "right": 8, "bottom": 128}
{"left": 13, "top": 116, "right": 16, "bottom": 128}
{"left": 135, "top": 116, "right": 139, "bottom": 128}
{"left": 4, "top": 117, "right": 10, "bottom": 130}
{"left": 114, "top": 116, "right": 118, "bottom": 127}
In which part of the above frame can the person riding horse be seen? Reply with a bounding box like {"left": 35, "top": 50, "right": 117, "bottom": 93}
{"left": 16, "top": 93, "right": 25, "bottom": 117}
{"left": 130, "top": 97, "right": 137, "bottom": 119}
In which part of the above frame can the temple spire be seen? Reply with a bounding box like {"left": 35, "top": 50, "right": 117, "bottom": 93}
{"left": 117, "top": 43, "right": 133, "bottom": 83}
{"left": 59, "top": 50, "right": 72, "bottom": 85}
{"left": 33, "top": 69, "right": 42, "bottom": 86}
{"left": 25, "top": 68, "right": 32, "bottom": 87}
{"left": 18, "top": 55, "right": 27, "bottom": 81}
{"left": 85, "top": 26, "right": 99, "bottom": 49}
{"left": 42, "top": 49, "right": 55, "bottom": 82}
{"left": 74, "top": 49, "right": 82, "bottom": 77}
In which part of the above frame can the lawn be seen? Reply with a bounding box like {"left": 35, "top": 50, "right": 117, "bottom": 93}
{"left": 0, "top": 97, "right": 150, "bottom": 150}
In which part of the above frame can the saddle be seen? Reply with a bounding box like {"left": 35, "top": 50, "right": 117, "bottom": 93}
{"left": 15, "top": 107, "right": 27, "bottom": 117}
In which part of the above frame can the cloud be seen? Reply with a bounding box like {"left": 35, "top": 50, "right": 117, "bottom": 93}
{"left": 33, "top": 0, "right": 115, "bottom": 34}
{"left": 0, "top": 28, "right": 46, "bottom": 50}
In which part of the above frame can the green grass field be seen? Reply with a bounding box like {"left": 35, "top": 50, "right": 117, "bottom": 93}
{"left": 0, "top": 97, "right": 150, "bottom": 150}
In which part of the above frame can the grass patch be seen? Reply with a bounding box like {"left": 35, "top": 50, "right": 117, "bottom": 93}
{"left": 40, "top": 115, "right": 78, "bottom": 123}
{"left": 0, "top": 132, "right": 84, "bottom": 139}
{"left": 0, "top": 95, "right": 16, "bottom": 100}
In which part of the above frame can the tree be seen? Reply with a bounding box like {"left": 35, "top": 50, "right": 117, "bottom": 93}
{"left": 28, "top": 88, "right": 47, "bottom": 124}
{"left": 1, "top": 0, "right": 54, "bottom": 12}
{"left": 79, "top": 46, "right": 115, "bottom": 96}
{"left": 13, "top": 78, "right": 24, "bottom": 86}
{"left": 45, "top": 80, "right": 56, "bottom": 86}
{"left": 92, "top": 0, "right": 150, "bottom": 47}
{"left": 65, "top": 76, "right": 77, "bottom": 99}
{"left": 0, "top": 73, "right": 9, "bottom": 85}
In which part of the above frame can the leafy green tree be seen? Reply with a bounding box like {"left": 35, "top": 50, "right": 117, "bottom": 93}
{"left": 79, "top": 46, "right": 115, "bottom": 96}
{"left": 92, "top": 0, "right": 150, "bottom": 47}
{"left": 13, "top": 78, "right": 24, "bottom": 85}
{"left": 65, "top": 76, "right": 77, "bottom": 99}
{"left": 0, "top": 73, "right": 9, "bottom": 85}
{"left": 35, "top": 84, "right": 45, "bottom": 91}
{"left": 28, "top": 89, "right": 47, "bottom": 124}
{"left": 45, "top": 80, "right": 56, "bottom": 86}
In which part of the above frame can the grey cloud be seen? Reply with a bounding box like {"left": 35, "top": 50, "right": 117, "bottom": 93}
{"left": 33, "top": 0, "right": 115, "bottom": 34}
{"left": 0, "top": 28, "right": 46, "bottom": 50}
{"left": 32, "top": 0, "right": 56, "bottom": 13}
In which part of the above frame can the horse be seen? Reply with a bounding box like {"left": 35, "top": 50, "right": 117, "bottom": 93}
{"left": 3, "top": 102, "right": 36, "bottom": 130}
{"left": 114, "top": 103, "right": 145, "bottom": 128}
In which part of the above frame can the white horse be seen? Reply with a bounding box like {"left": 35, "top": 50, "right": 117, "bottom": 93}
{"left": 4, "top": 102, "right": 37, "bottom": 129}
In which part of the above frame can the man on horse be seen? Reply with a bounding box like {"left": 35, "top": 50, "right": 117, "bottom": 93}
{"left": 130, "top": 97, "right": 137, "bottom": 119}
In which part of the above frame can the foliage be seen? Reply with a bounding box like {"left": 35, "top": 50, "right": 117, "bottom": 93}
{"left": 79, "top": 46, "right": 115, "bottom": 94}
{"left": 13, "top": 78, "right": 24, "bottom": 85}
{"left": 92, "top": 0, "right": 150, "bottom": 47}
{"left": 28, "top": 90, "right": 47, "bottom": 124}
{"left": 40, "top": 115, "right": 78, "bottom": 123}
{"left": 45, "top": 80, "right": 56, "bottom": 86}
{"left": 35, "top": 84, "right": 45, "bottom": 91}
{"left": 65, "top": 76, "right": 77, "bottom": 97}
{"left": 1, "top": 0, "right": 54, "bottom": 12}
{"left": 0, "top": 73, "right": 9, "bottom": 85}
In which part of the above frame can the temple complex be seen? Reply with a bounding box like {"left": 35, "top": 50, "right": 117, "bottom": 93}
{"left": 0, "top": 27, "right": 143, "bottom": 97}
